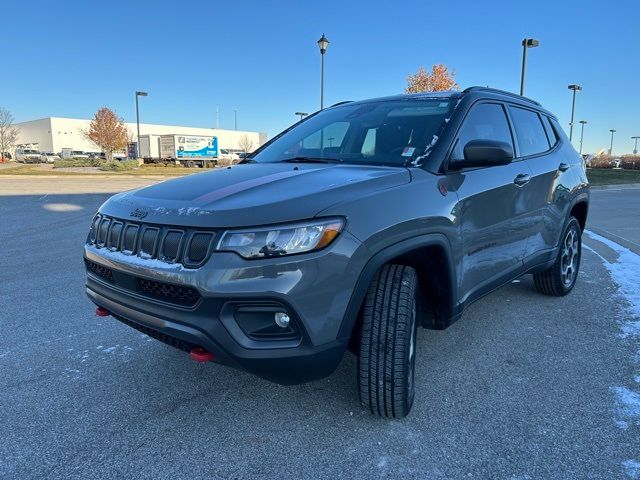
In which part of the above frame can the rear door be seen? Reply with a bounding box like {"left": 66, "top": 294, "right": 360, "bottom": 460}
{"left": 449, "top": 102, "right": 534, "bottom": 304}
{"left": 507, "top": 106, "right": 570, "bottom": 261}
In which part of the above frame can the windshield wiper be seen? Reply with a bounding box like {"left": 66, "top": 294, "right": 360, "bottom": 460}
{"left": 276, "top": 156, "right": 343, "bottom": 164}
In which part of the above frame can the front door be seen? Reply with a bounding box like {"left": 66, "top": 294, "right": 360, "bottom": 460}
{"left": 449, "top": 102, "right": 534, "bottom": 304}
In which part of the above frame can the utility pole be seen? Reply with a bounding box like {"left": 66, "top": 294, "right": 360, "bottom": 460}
{"left": 609, "top": 129, "right": 616, "bottom": 155}
{"left": 567, "top": 84, "right": 582, "bottom": 142}
{"left": 579, "top": 120, "right": 587, "bottom": 155}
{"left": 519, "top": 38, "right": 540, "bottom": 96}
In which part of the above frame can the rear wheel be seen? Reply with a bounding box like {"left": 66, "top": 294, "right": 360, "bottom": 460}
{"left": 357, "top": 264, "right": 418, "bottom": 418}
{"left": 533, "top": 216, "right": 582, "bottom": 296}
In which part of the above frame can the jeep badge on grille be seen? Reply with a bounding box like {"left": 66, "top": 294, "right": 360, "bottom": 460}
{"left": 130, "top": 208, "right": 148, "bottom": 219}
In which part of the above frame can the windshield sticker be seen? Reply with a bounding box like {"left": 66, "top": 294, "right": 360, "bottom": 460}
{"left": 402, "top": 147, "right": 416, "bottom": 157}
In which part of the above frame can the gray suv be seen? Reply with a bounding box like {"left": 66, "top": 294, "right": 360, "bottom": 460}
{"left": 84, "top": 87, "right": 589, "bottom": 418}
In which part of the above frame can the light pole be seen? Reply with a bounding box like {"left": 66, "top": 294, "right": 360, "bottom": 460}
{"left": 317, "top": 34, "right": 329, "bottom": 109}
{"left": 609, "top": 129, "right": 616, "bottom": 155}
{"left": 234, "top": 109, "right": 238, "bottom": 131}
{"left": 295, "top": 112, "right": 308, "bottom": 121}
{"left": 579, "top": 120, "right": 587, "bottom": 155}
{"left": 632, "top": 136, "right": 640, "bottom": 155}
{"left": 135, "top": 91, "right": 148, "bottom": 156}
{"left": 519, "top": 38, "right": 540, "bottom": 96}
{"left": 567, "top": 84, "right": 582, "bottom": 142}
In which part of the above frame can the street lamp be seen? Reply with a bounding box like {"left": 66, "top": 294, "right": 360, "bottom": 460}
{"left": 295, "top": 112, "right": 308, "bottom": 121}
{"left": 135, "top": 91, "right": 148, "bottom": 156}
{"left": 317, "top": 34, "right": 330, "bottom": 109}
{"left": 609, "top": 129, "right": 616, "bottom": 155}
{"left": 234, "top": 108, "right": 238, "bottom": 131}
{"left": 578, "top": 120, "right": 587, "bottom": 155}
{"left": 632, "top": 136, "right": 640, "bottom": 155}
{"left": 519, "top": 38, "right": 540, "bottom": 96}
{"left": 567, "top": 84, "right": 582, "bottom": 142}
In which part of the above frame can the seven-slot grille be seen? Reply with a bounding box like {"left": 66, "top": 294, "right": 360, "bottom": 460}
{"left": 87, "top": 214, "right": 217, "bottom": 268}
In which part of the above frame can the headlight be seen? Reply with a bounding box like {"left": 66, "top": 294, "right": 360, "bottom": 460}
{"left": 217, "top": 218, "right": 345, "bottom": 259}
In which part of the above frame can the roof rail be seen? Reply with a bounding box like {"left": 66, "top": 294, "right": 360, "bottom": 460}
{"left": 330, "top": 101, "right": 353, "bottom": 107}
{"left": 462, "top": 86, "right": 541, "bottom": 106}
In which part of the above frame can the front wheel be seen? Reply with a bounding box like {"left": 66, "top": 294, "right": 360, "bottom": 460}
{"left": 533, "top": 216, "right": 582, "bottom": 296}
{"left": 357, "top": 264, "right": 418, "bottom": 418}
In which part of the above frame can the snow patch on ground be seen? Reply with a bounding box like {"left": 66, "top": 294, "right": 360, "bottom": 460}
{"left": 611, "top": 386, "right": 640, "bottom": 429}
{"left": 623, "top": 460, "right": 640, "bottom": 479}
{"left": 584, "top": 229, "right": 640, "bottom": 463}
{"left": 584, "top": 231, "right": 640, "bottom": 321}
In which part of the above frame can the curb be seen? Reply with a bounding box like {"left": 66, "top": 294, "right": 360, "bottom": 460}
{"left": 590, "top": 183, "right": 640, "bottom": 190}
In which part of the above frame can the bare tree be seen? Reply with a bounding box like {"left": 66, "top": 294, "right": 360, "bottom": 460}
{"left": 238, "top": 134, "right": 254, "bottom": 153}
{"left": 82, "top": 107, "right": 128, "bottom": 161}
{"left": 0, "top": 108, "right": 20, "bottom": 161}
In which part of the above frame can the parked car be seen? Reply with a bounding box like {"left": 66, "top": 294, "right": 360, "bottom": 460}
{"left": 84, "top": 87, "right": 589, "bottom": 418}
{"left": 219, "top": 148, "right": 240, "bottom": 161}
{"left": 71, "top": 151, "right": 89, "bottom": 159}
{"left": 15, "top": 148, "right": 41, "bottom": 163}
{"left": 40, "top": 152, "right": 61, "bottom": 163}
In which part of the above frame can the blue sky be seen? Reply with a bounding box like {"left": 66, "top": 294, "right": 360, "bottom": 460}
{"left": 2, "top": 0, "right": 639, "bottom": 154}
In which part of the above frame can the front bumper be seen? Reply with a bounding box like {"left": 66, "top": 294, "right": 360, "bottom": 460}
{"left": 84, "top": 230, "right": 369, "bottom": 385}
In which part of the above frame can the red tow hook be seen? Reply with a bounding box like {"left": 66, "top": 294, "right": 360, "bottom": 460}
{"left": 95, "top": 307, "right": 110, "bottom": 317}
{"left": 190, "top": 347, "right": 215, "bottom": 363}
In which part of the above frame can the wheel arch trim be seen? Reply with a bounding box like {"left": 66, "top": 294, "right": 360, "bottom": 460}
{"left": 337, "top": 233, "right": 457, "bottom": 339}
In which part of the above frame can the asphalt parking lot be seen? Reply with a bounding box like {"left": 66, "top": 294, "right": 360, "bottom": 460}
{"left": 1, "top": 177, "right": 639, "bottom": 479}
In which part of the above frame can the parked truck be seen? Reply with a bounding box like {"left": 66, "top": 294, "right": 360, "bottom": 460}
{"left": 138, "top": 134, "right": 161, "bottom": 161}
{"left": 158, "top": 135, "right": 218, "bottom": 168}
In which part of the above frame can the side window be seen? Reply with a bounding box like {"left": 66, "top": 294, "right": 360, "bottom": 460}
{"left": 508, "top": 106, "right": 550, "bottom": 156}
{"left": 540, "top": 115, "right": 557, "bottom": 146}
{"left": 361, "top": 128, "right": 376, "bottom": 156}
{"left": 452, "top": 103, "right": 513, "bottom": 161}
{"left": 549, "top": 117, "right": 569, "bottom": 143}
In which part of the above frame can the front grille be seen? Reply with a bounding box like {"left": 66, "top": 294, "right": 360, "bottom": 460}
{"left": 86, "top": 214, "right": 217, "bottom": 268}
{"left": 122, "top": 224, "right": 138, "bottom": 253}
{"left": 112, "top": 313, "right": 196, "bottom": 353}
{"left": 85, "top": 259, "right": 114, "bottom": 282}
{"left": 138, "top": 278, "right": 201, "bottom": 307}
{"left": 140, "top": 227, "right": 159, "bottom": 258}
{"left": 187, "top": 232, "right": 213, "bottom": 263}
{"left": 162, "top": 230, "right": 183, "bottom": 261}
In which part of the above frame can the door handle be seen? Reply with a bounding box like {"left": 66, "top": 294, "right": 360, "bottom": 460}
{"left": 514, "top": 173, "right": 531, "bottom": 186}
{"left": 558, "top": 162, "right": 570, "bottom": 172}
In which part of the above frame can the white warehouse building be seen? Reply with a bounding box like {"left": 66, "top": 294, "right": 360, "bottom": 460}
{"left": 13, "top": 117, "right": 267, "bottom": 156}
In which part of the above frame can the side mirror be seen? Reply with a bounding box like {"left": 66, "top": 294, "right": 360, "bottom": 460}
{"left": 450, "top": 139, "right": 514, "bottom": 169}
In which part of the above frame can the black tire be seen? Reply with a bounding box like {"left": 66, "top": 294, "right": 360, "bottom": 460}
{"left": 533, "top": 216, "right": 582, "bottom": 296}
{"left": 357, "top": 264, "right": 418, "bottom": 418}
{"left": 186, "top": 161, "right": 196, "bottom": 168}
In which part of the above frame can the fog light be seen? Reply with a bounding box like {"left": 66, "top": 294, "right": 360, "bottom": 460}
{"left": 274, "top": 312, "right": 290, "bottom": 328}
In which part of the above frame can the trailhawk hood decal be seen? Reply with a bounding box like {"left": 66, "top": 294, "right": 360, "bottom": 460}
{"left": 99, "top": 163, "right": 410, "bottom": 227}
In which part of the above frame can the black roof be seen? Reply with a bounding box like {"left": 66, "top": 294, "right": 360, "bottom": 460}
{"left": 332, "top": 86, "right": 552, "bottom": 117}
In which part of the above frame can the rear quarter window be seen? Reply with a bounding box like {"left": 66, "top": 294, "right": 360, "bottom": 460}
{"left": 540, "top": 115, "right": 558, "bottom": 146}
{"left": 508, "top": 106, "right": 550, "bottom": 157}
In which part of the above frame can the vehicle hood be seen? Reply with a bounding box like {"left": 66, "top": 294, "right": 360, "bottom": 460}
{"left": 99, "top": 163, "right": 410, "bottom": 227}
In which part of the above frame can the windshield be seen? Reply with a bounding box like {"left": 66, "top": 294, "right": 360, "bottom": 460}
{"left": 23, "top": 150, "right": 39, "bottom": 154}
{"left": 252, "top": 98, "right": 455, "bottom": 167}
